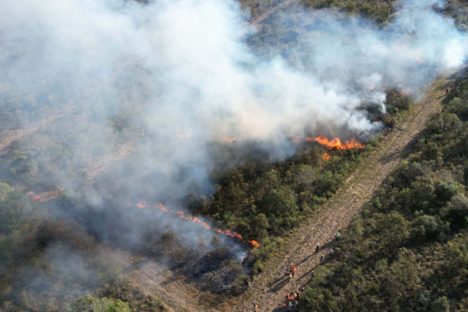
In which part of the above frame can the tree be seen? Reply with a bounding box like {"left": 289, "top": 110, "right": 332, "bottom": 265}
{"left": 374, "top": 212, "right": 410, "bottom": 251}
{"left": 411, "top": 215, "right": 446, "bottom": 241}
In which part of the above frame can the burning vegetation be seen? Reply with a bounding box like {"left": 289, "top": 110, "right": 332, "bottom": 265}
{"left": 289, "top": 135, "right": 365, "bottom": 150}
{"left": 136, "top": 201, "right": 260, "bottom": 249}
{"left": 309, "top": 136, "right": 365, "bottom": 150}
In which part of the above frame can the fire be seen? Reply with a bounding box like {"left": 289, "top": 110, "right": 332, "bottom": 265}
{"left": 322, "top": 152, "right": 331, "bottom": 161}
{"left": 290, "top": 135, "right": 365, "bottom": 150}
{"left": 28, "top": 188, "right": 63, "bottom": 203}
{"left": 136, "top": 201, "right": 260, "bottom": 249}
{"left": 311, "top": 135, "right": 365, "bottom": 150}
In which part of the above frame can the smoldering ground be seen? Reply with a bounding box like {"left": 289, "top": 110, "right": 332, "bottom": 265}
{"left": 0, "top": 0, "right": 467, "bottom": 304}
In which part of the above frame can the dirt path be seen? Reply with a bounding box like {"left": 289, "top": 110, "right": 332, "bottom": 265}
{"left": 221, "top": 81, "right": 445, "bottom": 312}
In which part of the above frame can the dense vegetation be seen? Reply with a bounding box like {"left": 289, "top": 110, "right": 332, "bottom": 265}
{"left": 299, "top": 75, "right": 468, "bottom": 311}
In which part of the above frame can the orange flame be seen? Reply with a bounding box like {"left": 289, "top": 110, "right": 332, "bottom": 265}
{"left": 322, "top": 152, "right": 331, "bottom": 161}
{"left": 135, "top": 201, "right": 259, "bottom": 248}
{"left": 290, "top": 135, "right": 365, "bottom": 150}
{"left": 28, "top": 189, "right": 63, "bottom": 203}
{"left": 310, "top": 135, "right": 365, "bottom": 150}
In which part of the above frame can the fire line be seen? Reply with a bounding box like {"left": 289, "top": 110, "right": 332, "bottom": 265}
{"left": 136, "top": 201, "right": 260, "bottom": 249}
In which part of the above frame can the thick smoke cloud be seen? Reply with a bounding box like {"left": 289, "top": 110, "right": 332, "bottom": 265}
{"left": 0, "top": 0, "right": 466, "bottom": 248}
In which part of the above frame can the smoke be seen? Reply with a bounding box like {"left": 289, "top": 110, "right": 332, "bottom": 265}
{"left": 0, "top": 0, "right": 466, "bottom": 251}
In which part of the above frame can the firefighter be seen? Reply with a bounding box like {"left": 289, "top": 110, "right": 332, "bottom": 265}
{"left": 292, "top": 291, "right": 300, "bottom": 308}
{"left": 285, "top": 293, "right": 296, "bottom": 311}
{"left": 315, "top": 242, "right": 320, "bottom": 253}
{"left": 335, "top": 229, "right": 341, "bottom": 241}
{"left": 289, "top": 263, "right": 297, "bottom": 278}
{"left": 293, "top": 291, "right": 299, "bottom": 301}
{"left": 445, "top": 88, "right": 449, "bottom": 95}
{"left": 320, "top": 255, "right": 325, "bottom": 263}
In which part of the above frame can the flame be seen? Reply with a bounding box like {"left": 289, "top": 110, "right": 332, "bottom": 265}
{"left": 311, "top": 135, "right": 365, "bottom": 150}
{"left": 28, "top": 188, "right": 63, "bottom": 203}
{"left": 178, "top": 131, "right": 363, "bottom": 151}
{"left": 28, "top": 192, "right": 42, "bottom": 202}
{"left": 322, "top": 152, "right": 331, "bottom": 161}
{"left": 136, "top": 201, "right": 259, "bottom": 248}
{"left": 290, "top": 135, "right": 365, "bottom": 150}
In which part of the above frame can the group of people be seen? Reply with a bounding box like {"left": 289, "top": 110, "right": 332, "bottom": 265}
{"left": 255, "top": 230, "right": 341, "bottom": 311}
{"left": 282, "top": 230, "right": 342, "bottom": 309}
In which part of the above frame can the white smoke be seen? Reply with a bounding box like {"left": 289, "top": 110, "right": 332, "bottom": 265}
{"left": 0, "top": 0, "right": 466, "bottom": 245}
